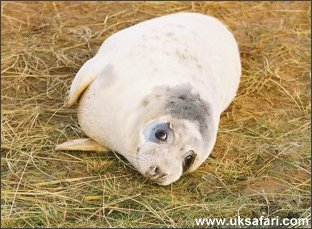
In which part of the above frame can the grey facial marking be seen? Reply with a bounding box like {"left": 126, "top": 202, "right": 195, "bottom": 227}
{"left": 140, "top": 84, "right": 211, "bottom": 137}
{"left": 141, "top": 84, "right": 210, "bottom": 137}
{"left": 163, "top": 84, "right": 210, "bottom": 137}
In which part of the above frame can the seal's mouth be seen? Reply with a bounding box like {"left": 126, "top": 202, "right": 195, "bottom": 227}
{"left": 144, "top": 169, "right": 168, "bottom": 185}
{"left": 152, "top": 176, "right": 168, "bottom": 185}
{"left": 144, "top": 170, "right": 181, "bottom": 186}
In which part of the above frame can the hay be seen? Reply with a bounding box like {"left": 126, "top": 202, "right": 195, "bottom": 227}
{"left": 1, "top": 1, "right": 310, "bottom": 227}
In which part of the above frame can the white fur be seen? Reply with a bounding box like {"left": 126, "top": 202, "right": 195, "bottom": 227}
{"left": 65, "top": 12, "right": 241, "bottom": 185}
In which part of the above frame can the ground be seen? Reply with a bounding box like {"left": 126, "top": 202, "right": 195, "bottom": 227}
{"left": 1, "top": 1, "right": 311, "bottom": 228}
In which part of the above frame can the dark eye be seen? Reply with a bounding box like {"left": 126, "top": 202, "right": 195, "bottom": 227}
{"left": 155, "top": 129, "right": 167, "bottom": 141}
{"left": 183, "top": 151, "right": 196, "bottom": 172}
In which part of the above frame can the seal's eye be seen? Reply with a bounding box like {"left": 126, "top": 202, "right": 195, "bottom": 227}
{"left": 144, "top": 121, "right": 173, "bottom": 143}
{"left": 155, "top": 129, "right": 167, "bottom": 141}
{"left": 183, "top": 150, "right": 196, "bottom": 172}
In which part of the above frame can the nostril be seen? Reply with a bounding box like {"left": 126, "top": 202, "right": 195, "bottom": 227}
{"left": 148, "top": 165, "right": 160, "bottom": 177}
{"left": 154, "top": 166, "right": 160, "bottom": 174}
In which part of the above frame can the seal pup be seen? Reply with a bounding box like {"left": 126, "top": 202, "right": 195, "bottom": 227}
{"left": 56, "top": 12, "right": 241, "bottom": 186}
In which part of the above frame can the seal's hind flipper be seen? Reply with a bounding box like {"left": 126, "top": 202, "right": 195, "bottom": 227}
{"left": 55, "top": 138, "right": 109, "bottom": 152}
{"left": 66, "top": 56, "right": 108, "bottom": 107}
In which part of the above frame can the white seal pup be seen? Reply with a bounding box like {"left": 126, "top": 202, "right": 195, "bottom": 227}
{"left": 56, "top": 12, "right": 241, "bottom": 186}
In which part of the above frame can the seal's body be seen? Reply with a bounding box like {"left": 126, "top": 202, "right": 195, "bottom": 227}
{"left": 56, "top": 12, "right": 241, "bottom": 185}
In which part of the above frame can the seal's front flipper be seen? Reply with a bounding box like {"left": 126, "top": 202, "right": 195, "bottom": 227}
{"left": 55, "top": 138, "right": 109, "bottom": 152}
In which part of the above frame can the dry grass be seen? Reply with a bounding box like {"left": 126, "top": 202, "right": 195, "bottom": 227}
{"left": 1, "top": 1, "right": 311, "bottom": 228}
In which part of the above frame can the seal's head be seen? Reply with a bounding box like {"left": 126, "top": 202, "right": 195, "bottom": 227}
{"left": 129, "top": 84, "right": 219, "bottom": 186}
{"left": 136, "top": 118, "right": 206, "bottom": 185}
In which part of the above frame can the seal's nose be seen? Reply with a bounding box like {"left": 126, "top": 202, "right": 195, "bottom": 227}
{"left": 146, "top": 165, "right": 168, "bottom": 179}
{"left": 149, "top": 165, "right": 159, "bottom": 176}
